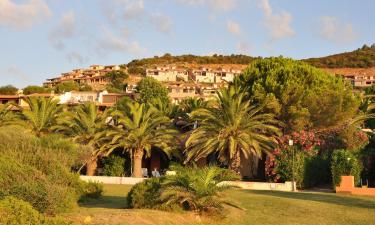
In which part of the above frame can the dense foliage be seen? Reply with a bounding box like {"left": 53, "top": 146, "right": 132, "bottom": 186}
{"left": 53, "top": 102, "right": 110, "bottom": 175}
{"left": 0, "top": 85, "right": 18, "bottom": 95}
{"left": 23, "top": 85, "right": 51, "bottom": 95}
{"left": 186, "top": 85, "right": 281, "bottom": 174}
{"left": 136, "top": 77, "right": 170, "bottom": 104}
{"left": 0, "top": 103, "right": 19, "bottom": 126}
{"left": 126, "top": 54, "right": 256, "bottom": 75}
{"left": 265, "top": 131, "right": 327, "bottom": 188}
{"left": 331, "top": 149, "right": 362, "bottom": 188}
{"left": 105, "top": 101, "right": 178, "bottom": 177}
{"left": 22, "top": 97, "right": 62, "bottom": 136}
{"left": 0, "top": 197, "right": 70, "bottom": 225}
{"left": 127, "top": 178, "right": 162, "bottom": 209}
{"left": 0, "top": 127, "right": 84, "bottom": 214}
{"left": 238, "top": 57, "right": 360, "bottom": 132}
{"left": 54, "top": 81, "right": 80, "bottom": 93}
{"left": 105, "top": 71, "right": 129, "bottom": 91}
{"left": 304, "top": 44, "right": 375, "bottom": 68}
{"left": 102, "top": 155, "right": 126, "bottom": 177}
{"left": 80, "top": 181, "right": 103, "bottom": 200}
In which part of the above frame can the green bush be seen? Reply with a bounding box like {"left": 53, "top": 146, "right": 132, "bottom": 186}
{"left": 271, "top": 149, "right": 306, "bottom": 188}
{"left": 0, "top": 127, "right": 83, "bottom": 214}
{"left": 303, "top": 154, "right": 330, "bottom": 188}
{"left": 0, "top": 196, "right": 70, "bottom": 225}
{"left": 269, "top": 148, "right": 330, "bottom": 189}
{"left": 80, "top": 181, "right": 103, "bottom": 200}
{"left": 102, "top": 155, "right": 126, "bottom": 176}
{"left": 128, "top": 166, "right": 239, "bottom": 214}
{"left": 331, "top": 149, "right": 362, "bottom": 188}
{"left": 0, "top": 156, "right": 79, "bottom": 214}
{"left": 127, "top": 178, "right": 162, "bottom": 209}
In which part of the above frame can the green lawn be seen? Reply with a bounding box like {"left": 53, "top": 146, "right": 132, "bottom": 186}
{"left": 64, "top": 184, "right": 375, "bottom": 225}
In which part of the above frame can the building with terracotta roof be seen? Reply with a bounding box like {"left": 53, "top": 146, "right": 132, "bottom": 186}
{"left": 324, "top": 67, "right": 375, "bottom": 88}
{"left": 43, "top": 65, "right": 124, "bottom": 90}
{"left": 146, "top": 66, "right": 242, "bottom": 84}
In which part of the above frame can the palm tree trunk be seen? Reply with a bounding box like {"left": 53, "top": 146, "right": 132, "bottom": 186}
{"left": 133, "top": 148, "right": 144, "bottom": 178}
{"left": 86, "top": 156, "right": 98, "bottom": 176}
{"left": 229, "top": 150, "right": 241, "bottom": 175}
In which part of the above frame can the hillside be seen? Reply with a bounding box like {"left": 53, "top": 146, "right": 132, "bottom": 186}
{"left": 125, "top": 54, "right": 257, "bottom": 75}
{"left": 303, "top": 44, "right": 375, "bottom": 68}
{"left": 124, "top": 45, "right": 375, "bottom": 76}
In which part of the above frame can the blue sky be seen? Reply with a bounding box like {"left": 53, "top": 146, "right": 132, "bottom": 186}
{"left": 0, "top": 0, "right": 374, "bottom": 88}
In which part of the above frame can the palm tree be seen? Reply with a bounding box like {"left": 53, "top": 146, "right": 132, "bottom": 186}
{"left": 185, "top": 85, "right": 281, "bottom": 175}
{"left": 53, "top": 102, "right": 110, "bottom": 175}
{"left": 179, "top": 97, "right": 210, "bottom": 114}
{"left": 0, "top": 103, "right": 19, "bottom": 127}
{"left": 351, "top": 94, "right": 375, "bottom": 126}
{"left": 22, "top": 97, "right": 62, "bottom": 136}
{"left": 105, "top": 101, "right": 178, "bottom": 177}
{"left": 159, "top": 166, "right": 239, "bottom": 213}
{"left": 150, "top": 98, "right": 183, "bottom": 119}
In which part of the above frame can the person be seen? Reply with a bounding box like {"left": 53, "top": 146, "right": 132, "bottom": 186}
{"left": 152, "top": 168, "right": 160, "bottom": 177}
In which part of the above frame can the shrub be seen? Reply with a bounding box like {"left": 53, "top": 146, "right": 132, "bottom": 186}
{"left": 23, "top": 85, "right": 50, "bottom": 95}
{"left": 0, "top": 127, "right": 83, "bottom": 214}
{"left": 0, "top": 155, "right": 79, "bottom": 214}
{"left": 127, "top": 178, "right": 162, "bottom": 209}
{"left": 80, "top": 181, "right": 103, "bottom": 200}
{"left": 331, "top": 149, "right": 362, "bottom": 188}
{"left": 102, "top": 155, "right": 126, "bottom": 177}
{"left": 127, "top": 166, "right": 240, "bottom": 214}
{"left": 0, "top": 85, "right": 18, "bottom": 95}
{"left": 303, "top": 154, "right": 331, "bottom": 188}
{"left": 158, "top": 166, "right": 239, "bottom": 214}
{"left": 265, "top": 131, "right": 326, "bottom": 189}
{"left": 0, "top": 196, "right": 70, "bottom": 225}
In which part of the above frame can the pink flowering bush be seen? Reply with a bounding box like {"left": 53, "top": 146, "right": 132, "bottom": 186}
{"left": 265, "top": 131, "right": 324, "bottom": 188}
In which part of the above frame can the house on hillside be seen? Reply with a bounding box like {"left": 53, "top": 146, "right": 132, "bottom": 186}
{"left": 146, "top": 66, "right": 189, "bottom": 82}
{"left": 43, "top": 64, "right": 123, "bottom": 90}
{"left": 191, "top": 67, "right": 216, "bottom": 83}
{"left": 167, "top": 82, "right": 199, "bottom": 103}
{"left": 325, "top": 68, "right": 375, "bottom": 88}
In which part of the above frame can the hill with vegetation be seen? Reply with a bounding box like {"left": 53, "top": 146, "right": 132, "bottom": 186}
{"left": 124, "top": 44, "right": 375, "bottom": 74}
{"left": 303, "top": 44, "right": 375, "bottom": 68}
{"left": 125, "top": 54, "right": 257, "bottom": 75}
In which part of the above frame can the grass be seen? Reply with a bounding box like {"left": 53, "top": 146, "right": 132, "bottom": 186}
{"left": 64, "top": 184, "right": 375, "bottom": 225}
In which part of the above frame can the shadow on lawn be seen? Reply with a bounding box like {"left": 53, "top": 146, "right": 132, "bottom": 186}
{"left": 243, "top": 190, "right": 375, "bottom": 209}
{"left": 79, "top": 195, "right": 128, "bottom": 209}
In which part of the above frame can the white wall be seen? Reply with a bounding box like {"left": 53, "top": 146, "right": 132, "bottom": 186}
{"left": 80, "top": 176, "right": 146, "bottom": 185}
{"left": 81, "top": 176, "right": 296, "bottom": 191}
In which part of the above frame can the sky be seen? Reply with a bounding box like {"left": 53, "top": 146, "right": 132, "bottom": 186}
{"left": 0, "top": 0, "right": 374, "bottom": 88}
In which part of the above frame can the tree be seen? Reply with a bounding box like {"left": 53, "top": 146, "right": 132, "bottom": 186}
{"left": 178, "top": 97, "right": 211, "bottom": 131}
{"left": 79, "top": 84, "right": 93, "bottom": 92}
{"left": 53, "top": 102, "right": 110, "bottom": 175}
{"left": 22, "top": 97, "right": 62, "bottom": 137}
{"left": 0, "top": 85, "right": 18, "bottom": 95}
{"left": 237, "top": 57, "right": 360, "bottom": 132}
{"left": 54, "top": 81, "right": 79, "bottom": 93}
{"left": 105, "top": 101, "right": 177, "bottom": 177}
{"left": 179, "top": 97, "right": 210, "bottom": 114}
{"left": 150, "top": 98, "right": 182, "bottom": 120}
{"left": 23, "top": 85, "right": 50, "bottom": 95}
{"left": 185, "top": 85, "right": 281, "bottom": 174}
{"left": 136, "top": 77, "right": 170, "bottom": 104}
{"left": 106, "top": 71, "right": 129, "bottom": 91}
